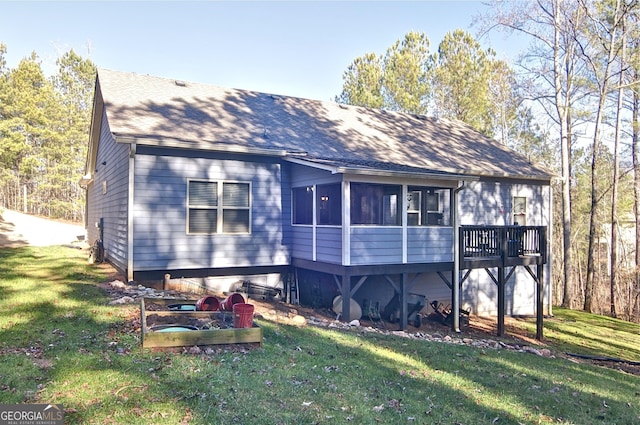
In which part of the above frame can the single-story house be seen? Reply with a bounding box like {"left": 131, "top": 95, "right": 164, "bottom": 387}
{"left": 81, "top": 69, "right": 554, "bottom": 336}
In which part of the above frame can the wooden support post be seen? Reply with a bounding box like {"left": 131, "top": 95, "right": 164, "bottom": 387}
{"left": 497, "top": 266, "right": 505, "bottom": 337}
{"left": 536, "top": 264, "right": 544, "bottom": 341}
{"left": 341, "top": 272, "right": 351, "bottom": 322}
{"left": 399, "top": 273, "right": 408, "bottom": 330}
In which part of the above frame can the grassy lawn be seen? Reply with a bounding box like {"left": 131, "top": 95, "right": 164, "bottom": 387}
{"left": 1, "top": 246, "right": 639, "bottom": 424}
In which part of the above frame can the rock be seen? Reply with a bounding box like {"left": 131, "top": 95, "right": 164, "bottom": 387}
{"left": 348, "top": 319, "right": 361, "bottom": 327}
{"left": 109, "top": 280, "right": 127, "bottom": 289}
{"left": 540, "top": 348, "right": 552, "bottom": 357}
{"left": 187, "top": 346, "right": 202, "bottom": 355}
{"left": 463, "top": 338, "right": 474, "bottom": 344}
{"left": 109, "top": 296, "right": 135, "bottom": 305}
{"left": 290, "top": 315, "right": 307, "bottom": 327}
{"left": 523, "top": 346, "right": 542, "bottom": 356}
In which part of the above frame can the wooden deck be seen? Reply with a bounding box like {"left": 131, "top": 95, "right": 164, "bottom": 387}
{"left": 461, "top": 225, "right": 547, "bottom": 268}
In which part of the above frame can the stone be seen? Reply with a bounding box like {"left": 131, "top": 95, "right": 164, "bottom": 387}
{"left": 109, "top": 296, "right": 135, "bottom": 305}
{"left": 290, "top": 315, "right": 307, "bottom": 327}
{"left": 109, "top": 280, "right": 127, "bottom": 289}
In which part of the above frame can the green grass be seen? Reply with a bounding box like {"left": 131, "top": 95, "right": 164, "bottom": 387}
{"left": 1, "top": 246, "right": 639, "bottom": 424}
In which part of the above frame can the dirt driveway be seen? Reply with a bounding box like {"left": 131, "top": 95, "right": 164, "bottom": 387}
{"left": 0, "top": 209, "right": 86, "bottom": 248}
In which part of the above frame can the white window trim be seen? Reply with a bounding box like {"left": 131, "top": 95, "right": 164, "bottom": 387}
{"left": 513, "top": 196, "right": 527, "bottom": 226}
{"left": 186, "top": 179, "right": 252, "bottom": 235}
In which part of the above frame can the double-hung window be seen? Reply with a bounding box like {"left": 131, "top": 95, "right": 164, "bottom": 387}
{"left": 187, "top": 180, "right": 251, "bottom": 234}
{"left": 513, "top": 196, "right": 526, "bottom": 225}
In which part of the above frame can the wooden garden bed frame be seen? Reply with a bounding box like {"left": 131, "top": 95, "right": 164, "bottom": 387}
{"left": 140, "top": 297, "right": 263, "bottom": 349}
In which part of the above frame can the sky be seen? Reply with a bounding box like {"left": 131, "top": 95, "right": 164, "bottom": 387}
{"left": 1, "top": 1, "right": 529, "bottom": 102}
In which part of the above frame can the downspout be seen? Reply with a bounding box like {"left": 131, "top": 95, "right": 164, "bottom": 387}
{"left": 127, "top": 143, "right": 136, "bottom": 283}
{"left": 452, "top": 180, "right": 466, "bottom": 333}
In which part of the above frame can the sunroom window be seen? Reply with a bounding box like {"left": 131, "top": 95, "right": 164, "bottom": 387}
{"left": 317, "top": 183, "right": 341, "bottom": 225}
{"left": 351, "top": 183, "right": 401, "bottom": 226}
{"left": 292, "top": 186, "right": 313, "bottom": 225}
{"left": 292, "top": 183, "right": 342, "bottom": 225}
{"left": 407, "top": 186, "right": 451, "bottom": 226}
{"left": 187, "top": 180, "right": 251, "bottom": 234}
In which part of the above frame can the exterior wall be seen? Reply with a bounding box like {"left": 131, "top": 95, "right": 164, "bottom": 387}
{"left": 459, "top": 180, "right": 548, "bottom": 226}
{"left": 350, "top": 227, "right": 403, "bottom": 265}
{"left": 317, "top": 227, "right": 342, "bottom": 263}
{"left": 290, "top": 226, "right": 342, "bottom": 264}
{"left": 131, "top": 150, "right": 291, "bottom": 272}
{"left": 407, "top": 227, "right": 454, "bottom": 262}
{"left": 458, "top": 180, "right": 552, "bottom": 315}
{"left": 290, "top": 163, "right": 341, "bottom": 187}
{"left": 85, "top": 110, "right": 130, "bottom": 274}
{"left": 292, "top": 226, "right": 313, "bottom": 260}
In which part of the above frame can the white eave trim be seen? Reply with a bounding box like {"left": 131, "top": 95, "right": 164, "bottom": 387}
{"left": 284, "top": 156, "right": 341, "bottom": 173}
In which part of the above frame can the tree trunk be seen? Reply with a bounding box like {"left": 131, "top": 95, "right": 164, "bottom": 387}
{"left": 553, "top": 0, "right": 576, "bottom": 309}
{"left": 584, "top": 0, "right": 622, "bottom": 313}
{"left": 633, "top": 73, "right": 640, "bottom": 323}
{"left": 609, "top": 22, "right": 625, "bottom": 319}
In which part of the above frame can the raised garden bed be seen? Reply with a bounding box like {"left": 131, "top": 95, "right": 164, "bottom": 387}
{"left": 140, "top": 297, "right": 262, "bottom": 349}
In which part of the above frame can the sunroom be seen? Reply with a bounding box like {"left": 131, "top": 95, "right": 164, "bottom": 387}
{"left": 290, "top": 178, "right": 456, "bottom": 267}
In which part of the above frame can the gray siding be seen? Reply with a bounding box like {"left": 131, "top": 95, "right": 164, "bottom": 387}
{"left": 459, "top": 181, "right": 548, "bottom": 226}
{"left": 458, "top": 181, "right": 552, "bottom": 315}
{"left": 86, "top": 109, "right": 129, "bottom": 273}
{"left": 316, "top": 227, "right": 342, "bottom": 263}
{"left": 132, "top": 153, "right": 290, "bottom": 271}
{"left": 292, "top": 226, "right": 313, "bottom": 260}
{"left": 407, "top": 227, "right": 453, "bottom": 262}
{"left": 281, "top": 163, "right": 293, "bottom": 254}
{"left": 350, "top": 227, "right": 403, "bottom": 265}
{"left": 290, "top": 164, "right": 341, "bottom": 187}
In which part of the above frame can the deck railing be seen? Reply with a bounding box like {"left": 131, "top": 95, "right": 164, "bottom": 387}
{"left": 460, "top": 225, "right": 547, "bottom": 262}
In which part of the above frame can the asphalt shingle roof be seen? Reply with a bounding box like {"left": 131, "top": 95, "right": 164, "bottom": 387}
{"left": 96, "top": 68, "right": 554, "bottom": 181}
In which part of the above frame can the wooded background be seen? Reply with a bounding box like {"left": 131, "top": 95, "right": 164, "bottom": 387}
{"left": 0, "top": 0, "right": 637, "bottom": 322}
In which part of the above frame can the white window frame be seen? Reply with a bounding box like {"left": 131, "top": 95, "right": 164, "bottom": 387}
{"left": 186, "top": 179, "right": 252, "bottom": 235}
{"left": 407, "top": 190, "right": 422, "bottom": 225}
{"left": 513, "top": 196, "right": 526, "bottom": 225}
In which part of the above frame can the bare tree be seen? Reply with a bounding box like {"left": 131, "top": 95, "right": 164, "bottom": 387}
{"left": 634, "top": 84, "right": 640, "bottom": 322}
{"left": 579, "top": 0, "right": 626, "bottom": 312}
{"left": 631, "top": 9, "right": 640, "bottom": 323}
{"left": 479, "top": 0, "right": 584, "bottom": 308}
{"left": 610, "top": 24, "right": 624, "bottom": 318}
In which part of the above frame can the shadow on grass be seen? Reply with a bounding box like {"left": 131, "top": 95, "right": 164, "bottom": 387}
{"left": 540, "top": 308, "right": 640, "bottom": 361}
